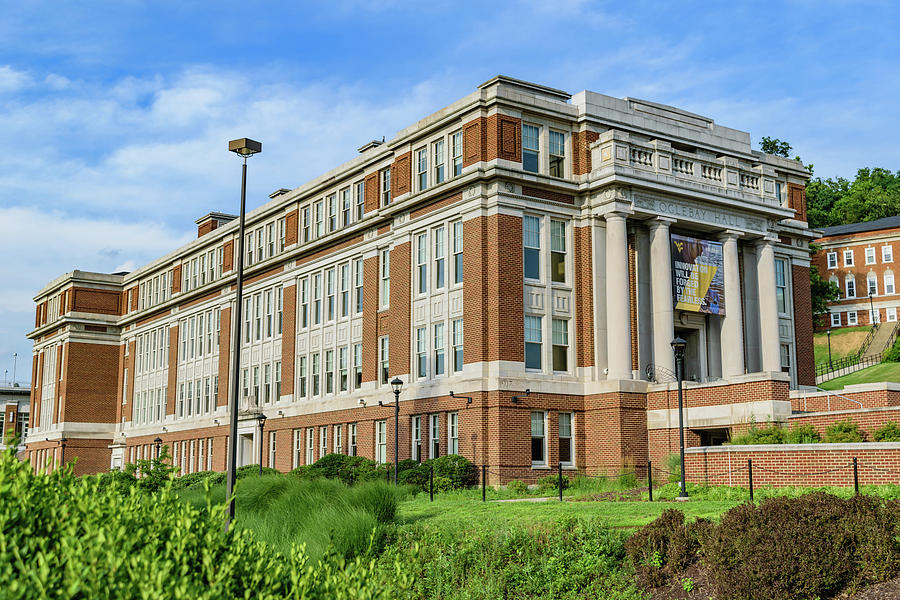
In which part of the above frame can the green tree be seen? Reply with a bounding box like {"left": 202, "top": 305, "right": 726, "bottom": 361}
{"left": 806, "top": 168, "right": 900, "bottom": 228}
{"left": 760, "top": 136, "right": 793, "bottom": 158}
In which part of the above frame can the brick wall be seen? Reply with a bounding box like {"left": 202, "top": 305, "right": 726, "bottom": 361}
{"left": 362, "top": 256, "right": 379, "bottom": 383}
{"left": 64, "top": 342, "right": 120, "bottom": 424}
{"left": 71, "top": 287, "right": 122, "bottom": 315}
{"left": 217, "top": 307, "right": 231, "bottom": 407}
{"left": 391, "top": 152, "right": 411, "bottom": 198}
{"left": 647, "top": 379, "right": 790, "bottom": 411}
{"left": 571, "top": 130, "right": 600, "bottom": 175}
{"left": 222, "top": 241, "right": 234, "bottom": 273}
{"left": 792, "top": 264, "right": 815, "bottom": 386}
{"left": 388, "top": 242, "right": 411, "bottom": 377}
{"left": 583, "top": 391, "right": 648, "bottom": 476}
{"left": 686, "top": 444, "right": 900, "bottom": 487}
{"left": 167, "top": 326, "right": 178, "bottom": 414}
{"left": 281, "top": 285, "right": 296, "bottom": 396}
{"left": 791, "top": 387, "right": 900, "bottom": 412}
{"left": 172, "top": 265, "right": 182, "bottom": 293}
{"left": 789, "top": 406, "right": 900, "bottom": 440}
{"left": 364, "top": 173, "right": 378, "bottom": 213}
{"left": 574, "top": 225, "right": 594, "bottom": 367}
{"left": 285, "top": 210, "right": 298, "bottom": 246}
{"left": 787, "top": 183, "right": 807, "bottom": 222}
{"left": 521, "top": 186, "right": 574, "bottom": 205}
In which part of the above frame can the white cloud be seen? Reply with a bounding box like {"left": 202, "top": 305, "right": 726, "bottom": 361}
{"left": 0, "top": 65, "right": 32, "bottom": 93}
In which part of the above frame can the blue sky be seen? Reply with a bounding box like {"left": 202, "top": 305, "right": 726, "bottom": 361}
{"left": 1, "top": 0, "right": 898, "bottom": 383}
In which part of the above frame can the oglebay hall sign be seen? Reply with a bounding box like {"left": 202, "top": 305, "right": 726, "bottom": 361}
{"left": 632, "top": 194, "right": 768, "bottom": 234}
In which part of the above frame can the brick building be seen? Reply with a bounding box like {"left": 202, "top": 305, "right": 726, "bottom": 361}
{"left": 25, "top": 76, "right": 816, "bottom": 481}
{"left": 1, "top": 385, "right": 30, "bottom": 455}
{"left": 812, "top": 216, "right": 900, "bottom": 328}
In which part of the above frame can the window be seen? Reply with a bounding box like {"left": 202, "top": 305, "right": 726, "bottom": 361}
{"left": 265, "top": 290, "right": 273, "bottom": 337}
{"left": 866, "top": 247, "right": 876, "bottom": 265}
{"left": 552, "top": 319, "right": 568, "bottom": 372}
{"left": 416, "top": 328, "right": 427, "bottom": 378}
{"left": 525, "top": 315, "right": 542, "bottom": 370}
{"left": 334, "top": 424, "right": 343, "bottom": 454}
{"left": 313, "top": 273, "right": 322, "bottom": 325}
{"left": 559, "top": 413, "right": 573, "bottom": 465}
{"left": 326, "top": 269, "right": 335, "bottom": 321}
{"left": 340, "top": 263, "right": 349, "bottom": 318}
{"left": 268, "top": 431, "right": 276, "bottom": 468}
{"left": 276, "top": 286, "right": 283, "bottom": 334}
{"left": 354, "top": 259, "right": 364, "bottom": 314}
{"left": 886, "top": 272, "right": 895, "bottom": 295}
{"left": 353, "top": 343, "right": 362, "bottom": 388}
{"left": 775, "top": 259, "right": 788, "bottom": 314}
{"left": 302, "top": 207, "right": 310, "bottom": 243}
{"left": 883, "top": 245, "right": 894, "bottom": 263}
{"left": 434, "top": 323, "right": 445, "bottom": 377}
{"left": 452, "top": 221, "right": 463, "bottom": 285}
{"left": 444, "top": 320, "right": 461, "bottom": 375}
{"left": 267, "top": 222, "right": 275, "bottom": 257}
{"left": 381, "top": 168, "right": 391, "bottom": 206}
{"left": 252, "top": 367, "right": 260, "bottom": 403}
{"left": 887, "top": 307, "right": 898, "bottom": 322}
{"left": 416, "top": 147, "right": 428, "bottom": 191}
{"left": 523, "top": 215, "right": 540, "bottom": 279}
{"left": 319, "top": 426, "right": 328, "bottom": 459}
{"left": 263, "top": 364, "right": 272, "bottom": 404}
{"left": 341, "top": 187, "right": 351, "bottom": 228}
{"left": 380, "top": 249, "right": 390, "bottom": 308}
{"left": 830, "top": 312, "right": 841, "bottom": 327}
{"left": 375, "top": 421, "right": 387, "bottom": 463}
{"left": 325, "top": 350, "right": 334, "bottom": 394}
{"left": 847, "top": 311, "right": 858, "bottom": 326}
{"left": 550, "top": 220, "right": 566, "bottom": 283}
{"left": 349, "top": 423, "right": 358, "bottom": 456}
{"left": 868, "top": 274, "right": 878, "bottom": 297}
{"left": 275, "top": 361, "right": 281, "bottom": 400}
{"left": 379, "top": 337, "right": 390, "bottom": 385}
{"left": 327, "top": 193, "right": 337, "bottom": 232}
{"left": 522, "top": 124, "right": 540, "bottom": 173}
{"left": 433, "top": 225, "right": 445, "bottom": 289}
{"left": 433, "top": 139, "right": 445, "bottom": 185}
{"left": 429, "top": 414, "right": 440, "bottom": 458}
{"left": 451, "top": 131, "right": 463, "bottom": 177}
{"left": 312, "top": 353, "right": 320, "bottom": 396}
{"left": 780, "top": 343, "right": 791, "bottom": 374}
{"left": 300, "top": 278, "right": 309, "bottom": 328}
{"left": 531, "top": 412, "right": 546, "bottom": 465}
{"left": 355, "top": 181, "right": 365, "bottom": 221}
{"left": 448, "top": 412, "right": 459, "bottom": 454}
{"left": 411, "top": 416, "right": 422, "bottom": 462}
{"left": 416, "top": 233, "right": 428, "bottom": 295}
{"left": 314, "top": 201, "right": 324, "bottom": 238}
{"left": 871, "top": 308, "right": 882, "bottom": 325}
{"left": 306, "top": 428, "right": 314, "bottom": 464}
{"left": 278, "top": 217, "right": 286, "bottom": 252}
{"left": 293, "top": 430, "right": 302, "bottom": 468}
{"left": 844, "top": 250, "right": 854, "bottom": 267}
{"left": 549, "top": 130, "right": 565, "bottom": 177}
{"left": 339, "top": 347, "right": 348, "bottom": 392}
{"left": 298, "top": 356, "right": 307, "bottom": 398}
{"left": 846, "top": 276, "right": 856, "bottom": 299}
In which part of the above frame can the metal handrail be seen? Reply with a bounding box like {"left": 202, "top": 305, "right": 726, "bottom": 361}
{"left": 803, "top": 387, "right": 864, "bottom": 412}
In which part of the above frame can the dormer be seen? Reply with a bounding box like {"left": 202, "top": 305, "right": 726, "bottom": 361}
{"left": 196, "top": 212, "right": 237, "bottom": 237}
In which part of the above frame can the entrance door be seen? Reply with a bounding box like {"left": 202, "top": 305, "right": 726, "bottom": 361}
{"left": 239, "top": 434, "right": 254, "bottom": 467}
{"left": 675, "top": 327, "right": 702, "bottom": 382}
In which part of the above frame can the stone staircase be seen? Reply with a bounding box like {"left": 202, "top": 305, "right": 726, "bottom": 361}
{"left": 863, "top": 322, "right": 899, "bottom": 358}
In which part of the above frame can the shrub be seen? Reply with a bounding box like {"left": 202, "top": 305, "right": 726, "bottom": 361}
{"left": 825, "top": 419, "right": 865, "bottom": 443}
{"left": 624, "top": 509, "right": 708, "bottom": 588}
{"left": 426, "top": 455, "right": 478, "bottom": 488}
{"left": 731, "top": 423, "right": 787, "bottom": 445}
{"left": 431, "top": 476, "right": 454, "bottom": 492}
{"left": 884, "top": 339, "right": 900, "bottom": 362}
{"left": 874, "top": 421, "right": 900, "bottom": 442}
{"left": 397, "top": 464, "right": 429, "bottom": 488}
{"left": 537, "top": 474, "right": 571, "bottom": 492}
{"left": 665, "top": 453, "right": 682, "bottom": 483}
{"left": 506, "top": 479, "right": 528, "bottom": 494}
{"left": 786, "top": 423, "right": 822, "bottom": 444}
{"left": 171, "top": 470, "right": 218, "bottom": 491}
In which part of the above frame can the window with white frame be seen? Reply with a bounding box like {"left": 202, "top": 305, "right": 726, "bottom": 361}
{"left": 883, "top": 245, "right": 894, "bottom": 263}
{"left": 375, "top": 421, "right": 387, "bottom": 463}
{"left": 306, "top": 427, "right": 314, "bottom": 464}
{"left": 886, "top": 272, "right": 896, "bottom": 295}
{"left": 268, "top": 431, "right": 276, "bottom": 468}
{"left": 552, "top": 319, "right": 569, "bottom": 372}
{"left": 327, "top": 193, "right": 337, "bottom": 233}
{"left": 550, "top": 220, "right": 567, "bottom": 283}
{"left": 522, "top": 124, "right": 540, "bottom": 173}
{"left": 302, "top": 206, "right": 310, "bottom": 243}
{"left": 319, "top": 426, "right": 328, "bottom": 458}
{"left": 559, "top": 412, "right": 573, "bottom": 466}
{"left": 339, "top": 347, "right": 349, "bottom": 392}
{"left": 411, "top": 416, "right": 422, "bottom": 462}
{"left": 866, "top": 247, "right": 876, "bottom": 265}
{"left": 416, "top": 148, "right": 428, "bottom": 191}
{"left": 266, "top": 222, "right": 275, "bottom": 258}
{"left": 325, "top": 350, "right": 334, "bottom": 394}
{"left": 434, "top": 322, "right": 445, "bottom": 377}
{"left": 452, "top": 221, "right": 463, "bottom": 285}
{"left": 429, "top": 414, "right": 440, "bottom": 458}
{"left": 381, "top": 168, "right": 391, "bottom": 206}
{"left": 868, "top": 273, "right": 878, "bottom": 297}
{"left": 871, "top": 308, "right": 882, "bottom": 325}
{"left": 297, "top": 356, "right": 307, "bottom": 398}
{"left": 353, "top": 343, "right": 362, "bottom": 388}
{"left": 523, "top": 215, "right": 541, "bottom": 280}
{"left": 380, "top": 249, "right": 390, "bottom": 308}
{"left": 448, "top": 412, "right": 458, "bottom": 454}
{"left": 354, "top": 258, "right": 364, "bottom": 314}
{"left": 531, "top": 412, "right": 546, "bottom": 465}
{"left": 416, "top": 233, "right": 428, "bottom": 295}
{"left": 887, "top": 307, "right": 897, "bottom": 322}
{"left": 434, "top": 225, "right": 445, "bottom": 290}
{"left": 340, "top": 264, "right": 350, "bottom": 318}
{"left": 780, "top": 343, "right": 791, "bottom": 374}
{"left": 525, "top": 315, "right": 542, "bottom": 370}
{"left": 349, "top": 423, "right": 358, "bottom": 456}
{"left": 416, "top": 327, "right": 427, "bottom": 379}
{"left": 334, "top": 424, "right": 343, "bottom": 454}
{"left": 452, "top": 318, "right": 464, "bottom": 373}
{"left": 311, "top": 353, "right": 320, "bottom": 396}
{"left": 846, "top": 276, "right": 856, "bottom": 298}
{"left": 451, "top": 131, "right": 463, "bottom": 176}
{"left": 830, "top": 312, "right": 841, "bottom": 327}
{"left": 775, "top": 259, "right": 788, "bottom": 314}
{"left": 278, "top": 217, "right": 286, "bottom": 252}
{"left": 844, "top": 249, "right": 854, "bottom": 267}
{"left": 847, "top": 311, "right": 858, "bottom": 325}
{"left": 379, "top": 336, "right": 390, "bottom": 385}
{"left": 314, "top": 201, "right": 324, "bottom": 238}
{"left": 355, "top": 181, "right": 365, "bottom": 221}
{"left": 433, "top": 139, "right": 445, "bottom": 185}
{"left": 326, "top": 269, "right": 335, "bottom": 321}
{"left": 313, "top": 273, "right": 322, "bottom": 325}
{"left": 549, "top": 130, "right": 565, "bottom": 177}
{"left": 341, "top": 187, "right": 351, "bottom": 228}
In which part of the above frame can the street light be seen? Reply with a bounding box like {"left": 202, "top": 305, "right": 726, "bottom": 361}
{"left": 670, "top": 337, "right": 688, "bottom": 499}
{"left": 827, "top": 329, "right": 833, "bottom": 371}
{"left": 225, "top": 137, "right": 262, "bottom": 531}
{"left": 59, "top": 437, "right": 67, "bottom": 470}
{"left": 869, "top": 293, "right": 877, "bottom": 327}
{"left": 256, "top": 413, "right": 267, "bottom": 476}
{"left": 153, "top": 437, "right": 163, "bottom": 459}
{"left": 389, "top": 378, "right": 403, "bottom": 484}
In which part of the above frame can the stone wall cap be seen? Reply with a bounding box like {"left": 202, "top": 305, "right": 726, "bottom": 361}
{"left": 687, "top": 442, "right": 900, "bottom": 453}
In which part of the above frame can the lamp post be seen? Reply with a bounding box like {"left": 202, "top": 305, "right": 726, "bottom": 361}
{"left": 827, "top": 329, "right": 833, "bottom": 371}
{"left": 256, "top": 413, "right": 267, "bottom": 476}
{"left": 225, "top": 137, "right": 262, "bottom": 530}
{"left": 390, "top": 378, "right": 403, "bottom": 484}
{"left": 869, "top": 293, "right": 876, "bottom": 327}
{"left": 153, "top": 436, "right": 163, "bottom": 459}
{"left": 59, "top": 437, "right": 67, "bottom": 469}
{"left": 670, "top": 337, "right": 688, "bottom": 499}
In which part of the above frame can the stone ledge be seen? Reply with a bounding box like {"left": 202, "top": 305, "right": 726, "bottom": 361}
{"left": 687, "top": 442, "right": 900, "bottom": 453}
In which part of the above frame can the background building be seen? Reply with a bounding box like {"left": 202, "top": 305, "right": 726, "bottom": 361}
{"left": 0, "top": 384, "right": 29, "bottom": 454}
{"left": 25, "top": 76, "right": 814, "bottom": 480}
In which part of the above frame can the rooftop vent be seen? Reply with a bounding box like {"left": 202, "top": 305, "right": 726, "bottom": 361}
{"left": 195, "top": 212, "right": 238, "bottom": 238}
{"left": 358, "top": 139, "right": 385, "bottom": 153}
{"left": 269, "top": 188, "right": 291, "bottom": 199}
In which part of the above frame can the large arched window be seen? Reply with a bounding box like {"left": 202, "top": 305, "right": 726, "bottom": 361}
{"left": 884, "top": 270, "right": 895, "bottom": 295}
{"left": 867, "top": 272, "right": 878, "bottom": 297}
{"left": 845, "top": 275, "right": 857, "bottom": 298}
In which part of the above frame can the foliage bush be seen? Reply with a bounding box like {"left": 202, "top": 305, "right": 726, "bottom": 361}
{"left": 506, "top": 479, "right": 528, "bottom": 494}
{"left": 624, "top": 509, "right": 710, "bottom": 588}
{"left": 537, "top": 474, "right": 571, "bottom": 492}
{"left": 874, "top": 421, "right": 900, "bottom": 442}
{"left": 730, "top": 422, "right": 823, "bottom": 445}
{"left": 1, "top": 446, "right": 403, "bottom": 599}
{"left": 883, "top": 339, "right": 900, "bottom": 362}
{"left": 824, "top": 419, "right": 866, "bottom": 443}
{"left": 665, "top": 453, "right": 682, "bottom": 483}
{"left": 427, "top": 455, "right": 478, "bottom": 488}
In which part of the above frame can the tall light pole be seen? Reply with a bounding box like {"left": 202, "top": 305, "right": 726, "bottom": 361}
{"left": 12, "top": 353, "right": 16, "bottom": 386}
{"left": 869, "top": 293, "right": 876, "bottom": 327}
{"left": 671, "top": 337, "right": 688, "bottom": 499}
{"left": 225, "top": 137, "right": 261, "bottom": 530}
{"left": 154, "top": 436, "right": 163, "bottom": 459}
{"left": 59, "top": 437, "right": 67, "bottom": 470}
{"left": 379, "top": 378, "right": 403, "bottom": 484}
{"left": 827, "top": 329, "right": 833, "bottom": 371}
{"left": 256, "top": 412, "right": 267, "bottom": 476}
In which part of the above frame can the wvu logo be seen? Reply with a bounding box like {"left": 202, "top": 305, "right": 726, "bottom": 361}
{"left": 674, "top": 241, "right": 684, "bottom": 252}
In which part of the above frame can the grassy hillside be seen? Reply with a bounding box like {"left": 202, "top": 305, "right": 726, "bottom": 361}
{"left": 819, "top": 362, "right": 900, "bottom": 389}
{"left": 814, "top": 326, "right": 870, "bottom": 365}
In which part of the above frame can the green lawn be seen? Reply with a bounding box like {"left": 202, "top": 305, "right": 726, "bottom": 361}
{"left": 819, "top": 361, "right": 900, "bottom": 389}
{"left": 813, "top": 325, "right": 870, "bottom": 365}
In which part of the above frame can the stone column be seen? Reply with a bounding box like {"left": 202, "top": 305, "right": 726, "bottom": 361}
{"left": 756, "top": 237, "right": 782, "bottom": 372}
{"left": 649, "top": 218, "right": 676, "bottom": 377}
{"left": 605, "top": 212, "right": 632, "bottom": 380}
{"left": 719, "top": 231, "right": 745, "bottom": 378}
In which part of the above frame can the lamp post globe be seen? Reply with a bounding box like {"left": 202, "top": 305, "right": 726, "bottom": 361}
{"left": 153, "top": 436, "right": 163, "bottom": 459}
{"left": 670, "top": 337, "right": 688, "bottom": 499}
